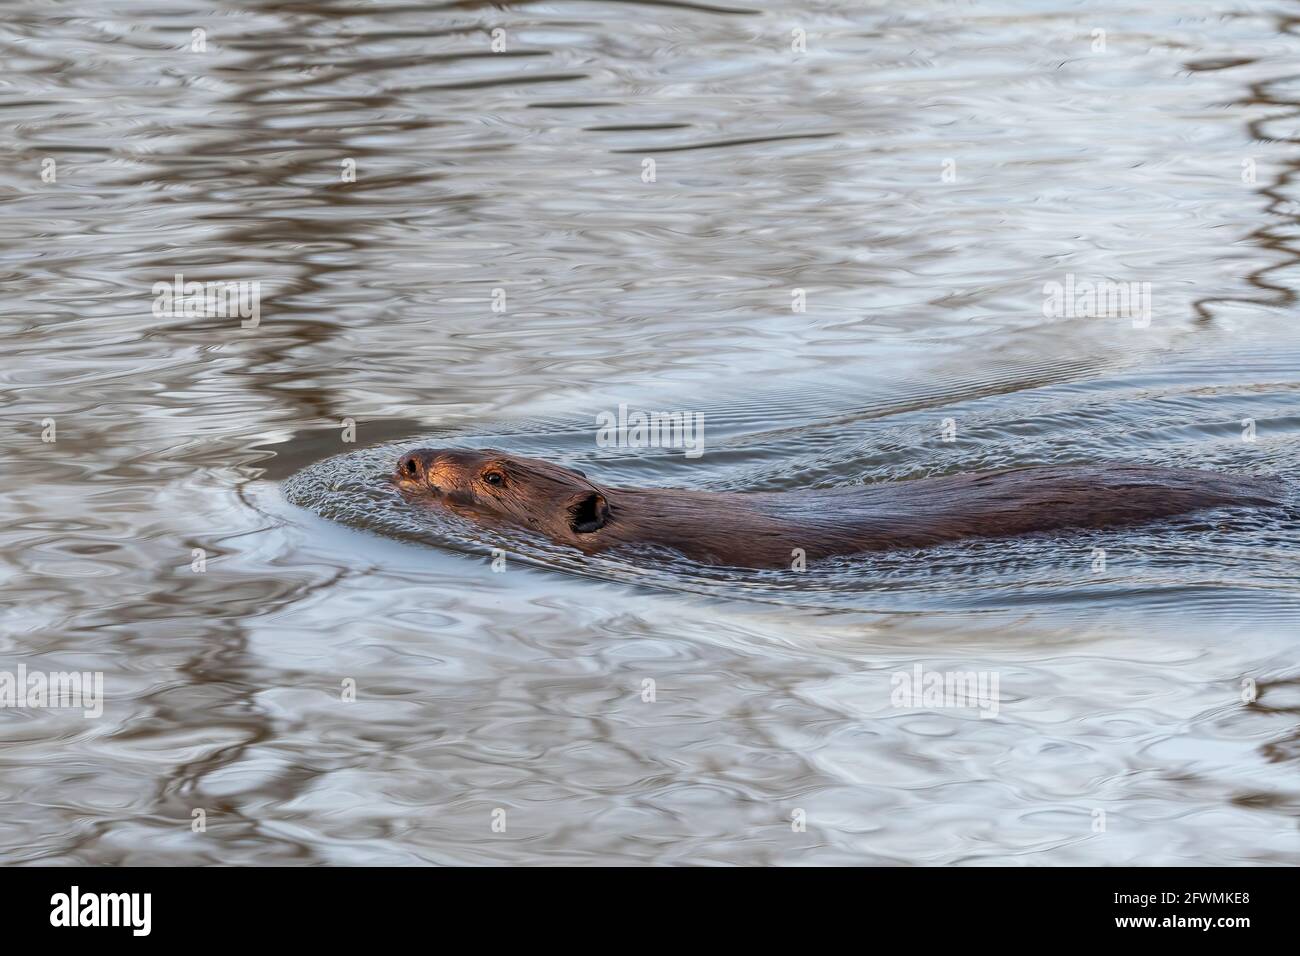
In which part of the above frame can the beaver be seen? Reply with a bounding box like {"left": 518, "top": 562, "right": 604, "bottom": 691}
{"left": 393, "top": 447, "right": 1283, "bottom": 569}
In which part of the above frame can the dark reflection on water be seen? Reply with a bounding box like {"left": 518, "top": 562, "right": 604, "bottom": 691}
{"left": 1, "top": 0, "right": 1298, "bottom": 864}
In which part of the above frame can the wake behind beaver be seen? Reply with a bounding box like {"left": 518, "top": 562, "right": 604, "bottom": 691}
{"left": 392, "top": 448, "right": 1284, "bottom": 569}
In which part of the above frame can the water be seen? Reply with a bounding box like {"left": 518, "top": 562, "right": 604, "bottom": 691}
{"left": 2, "top": 0, "right": 1298, "bottom": 865}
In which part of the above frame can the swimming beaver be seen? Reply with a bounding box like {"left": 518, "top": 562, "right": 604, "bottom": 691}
{"left": 393, "top": 448, "right": 1282, "bottom": 568}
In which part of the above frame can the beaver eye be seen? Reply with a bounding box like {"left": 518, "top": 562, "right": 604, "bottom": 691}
{"left": 482, "top": 470, "right": 504, "bottom": 487}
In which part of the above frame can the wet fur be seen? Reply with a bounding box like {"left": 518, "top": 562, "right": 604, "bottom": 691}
{"left": 394, "top": 449, "right": 1283, "bottom": 569}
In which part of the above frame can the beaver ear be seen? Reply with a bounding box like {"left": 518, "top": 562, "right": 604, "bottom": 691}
{"left": 567, "top": 491, "right": 609, "bottom": 533}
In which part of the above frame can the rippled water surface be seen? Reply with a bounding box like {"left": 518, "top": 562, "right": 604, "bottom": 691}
{"left": 3, "top": 0, "right": 1300, "bottom": 864}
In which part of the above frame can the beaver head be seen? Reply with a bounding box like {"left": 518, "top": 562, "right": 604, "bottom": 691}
{"left": 393, "top": 447, "right": 611, "bottom": 541}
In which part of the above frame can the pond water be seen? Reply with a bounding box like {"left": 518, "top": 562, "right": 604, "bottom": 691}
{"left": 2, "top": 0, "right": 1298, "bottom": 864}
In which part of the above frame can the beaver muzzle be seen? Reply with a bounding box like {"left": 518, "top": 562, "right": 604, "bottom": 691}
{"left": 395, "top": 450, "right": 439, "bottom": 493}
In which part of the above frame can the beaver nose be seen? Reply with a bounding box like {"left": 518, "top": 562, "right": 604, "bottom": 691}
{"left": 397, "top": 452, "right": 423, "bottom": 481}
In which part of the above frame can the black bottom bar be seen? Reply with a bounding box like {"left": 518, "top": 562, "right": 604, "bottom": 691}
{"left": 0, "top": 866, "right": 1287, "bottom": 942}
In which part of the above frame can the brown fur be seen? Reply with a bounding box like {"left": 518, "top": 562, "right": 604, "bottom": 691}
{"left": 393, "top": 448, "right": 1283, "bottom": 569}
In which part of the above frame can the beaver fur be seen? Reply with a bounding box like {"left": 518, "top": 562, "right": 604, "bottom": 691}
{"left": 393, "top": 448, "right": 1282, "bottom": 569}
